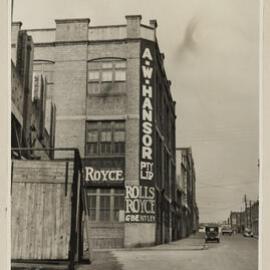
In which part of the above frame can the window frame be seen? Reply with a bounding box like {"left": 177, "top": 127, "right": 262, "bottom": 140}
{"left": 88, "top": 58, "right": 127, "bottom": 85}
{"left": 86, "top": 188, "right": 125, "bottom": 223}
{"left": 85, "top": 120, "right": 125, "bottom": 157}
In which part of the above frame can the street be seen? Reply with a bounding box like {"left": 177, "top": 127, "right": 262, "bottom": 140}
{"left": 80, "top": 233, "right": 258, "bottom": 270}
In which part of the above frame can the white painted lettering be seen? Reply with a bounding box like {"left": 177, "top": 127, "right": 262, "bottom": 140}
{"left": 142, "top": 48, "right": 153, "bottom": 60}
{"left": 142, "top": 134, "right": 152, "bottom": 147}
{"left": 142, "top": 85, "right": 152, "bottom": 98}
{"left": 142, "top": 121, "right": 152, "bottom": 134}
{"left": 142, "top": 66, "right": 153, "bottom": 79}
{"left": 85, "top": 167, "right": 124, "bottom": 182}
{"left": 142, "top": 146, "right": 152, "bottom": 160}
{"left": 142, "top": 97, "right": 153, "bottom": 111}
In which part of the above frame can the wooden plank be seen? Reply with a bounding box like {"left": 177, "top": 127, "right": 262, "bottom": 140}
{"left": 25, "top": 183, "right": 35, "bottom": 259}
{"left": 19, "top": 183, "right": 27, "bottom": 259}
{"left": 34, "top": 183, "right": 43, "bottom": 260}
{"left": 41, "top": 183, "right": 50, "bottom": 259}
{"left": 64, "top": 186, "right": 72, "bottom": 259}
{"left": 11, "top": 183, "right": 19, "bottom": 259}
{"left": 55, "top": 184, "right": 61, "bottom": 259}
{"left": 11, "top": 184, "right": 16, "bottom": 258}
{"left": 14, "top": 183, "right": 21, "bottom": 259}
{"left": 12, "top": 161, "right": 71, "bottom": 184}
{"left": 40, "top": 183, "right": 46, "bottom": 260}
{"left": 26, "top": 183, "right": 33, "bottom": 259}
{"left": 20, "top": 183, "right": 30, "bottom": 259}
{"left": 50, "top": 183, "right": 57, "bottom": 259}
{"left": 33, "top": 183, "right": 39, "bottom": 259}
{"left": 63, "top": 185, "right": 68, "bottom": 259}
{"left": 47, "top": 184, "right": 53, "bottom": 259}
{"left": 57, "top": 184, "right": 65, "bottom": 259}
{"left": 60, "top": 183, "right": 66, "bottom": 259}
{"left": 13, "top": 175, "right": 72, "bottom": 184}
{"left": 30, "top": 183, "right": 38, "bottom": 259}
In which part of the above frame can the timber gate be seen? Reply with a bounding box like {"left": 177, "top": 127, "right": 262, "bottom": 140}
{"left": 11, "top": 148, "right": 85, "bottom": 270}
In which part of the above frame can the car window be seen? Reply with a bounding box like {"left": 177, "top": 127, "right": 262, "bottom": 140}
{"left": 206, "top": 227, "right": 218, "bottom": 232}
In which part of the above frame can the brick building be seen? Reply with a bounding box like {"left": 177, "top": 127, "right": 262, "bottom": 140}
{"left": 230, "top": 211, "right": 242, "bottom": 233}
{"left": 20, "top": 16, "right": 177, "bottom": 249}
{"left": 250, "top": 200, "right": 259, "bottom": 237}
{"left": 229, "top": 200, "right": 259, "bottom": 236}
{"left": 176, "top": 147, "right": 199, "bottom": 238}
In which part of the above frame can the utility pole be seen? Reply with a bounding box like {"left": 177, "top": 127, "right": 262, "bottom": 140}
{"left": 11, "top": 0, "right": 14, "bottom": 22}
{"left": 244, "top": 194, "right": 248, "bottom": 228}
{"left": 249, "top": 200, "right": 252, "bottom": 230}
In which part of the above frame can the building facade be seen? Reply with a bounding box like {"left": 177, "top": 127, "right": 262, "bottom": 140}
{"left": 230, "top": 211, "right": 242, "bottom": 233}
{"left": 11, "top": 22, "right": 56, "bottom": 159}
{"left": 176, "top": 147, "right": 199, "bottom": 239}
{"left": 20, "top": 16, "right": 177, "bottom": 248}
{"left": 229, "top": 200, "right": 259, "bottom": 237}
{"left": 250, "top": 200, "right": 259, "bottom": 237}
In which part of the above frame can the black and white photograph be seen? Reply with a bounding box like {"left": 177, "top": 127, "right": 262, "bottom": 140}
{"left": 2, "top": 0, "right": 266, "bottom": 269}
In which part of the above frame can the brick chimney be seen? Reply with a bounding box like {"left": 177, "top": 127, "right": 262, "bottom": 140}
{"left": 126, "top": 15, "right": 142, "bottom": 39}
{"left": 55, "top": 18, "right": 90, "bottom": 42}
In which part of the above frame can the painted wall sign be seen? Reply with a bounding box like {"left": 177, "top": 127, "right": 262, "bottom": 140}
{"left": 85, "top": 166, "right": 124, "bottom": 182}
{"left": 83, "top": 158, "right": 125, "bottom": 185}
{"left": 139, "top": 40, "right": 155, "bottom": 185}
{"left": 125, "top": 185, "right": 156, "bottom": 223}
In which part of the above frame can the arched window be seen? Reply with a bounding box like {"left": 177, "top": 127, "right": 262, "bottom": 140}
{"left": 88, "top": 58, "right": 126, "bottom": 83}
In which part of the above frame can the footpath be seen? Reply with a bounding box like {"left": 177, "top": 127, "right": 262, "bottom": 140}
{"left": 11, "top": 234, "right": 205, "bottom": 270}
{"left": 77, "top": 233, "right": 206, "bottom": 270}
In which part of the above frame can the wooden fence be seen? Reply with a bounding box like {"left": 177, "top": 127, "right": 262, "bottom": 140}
{"left": 11, "top": 148, "right": 84, "bottom": 270}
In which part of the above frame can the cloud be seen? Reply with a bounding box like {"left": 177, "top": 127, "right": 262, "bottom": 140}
{"left": 178, "top": 17, "right": 199, "bottom": 58}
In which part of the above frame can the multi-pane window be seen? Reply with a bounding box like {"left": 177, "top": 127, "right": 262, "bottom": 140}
{"left": 100, "top": 192, "right": 111, "bottom": 221}
{"left": 88, "top": 192, "right": 97, "bottom": 221}
{"left": 86, "top": 188, "right": 125, "bottom": 222}
{"left": 114, "top": 189, "right": 125, "bottom": 221}
{"left": 88, "top": 59, "right": 126, "bottom": 84}
{"left": 85, "top": 121, "right": 125, "bottom": 156}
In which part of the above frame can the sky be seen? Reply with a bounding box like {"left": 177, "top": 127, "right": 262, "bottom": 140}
{"left": 13, "top": 0, "right": 260, "bottom": 223}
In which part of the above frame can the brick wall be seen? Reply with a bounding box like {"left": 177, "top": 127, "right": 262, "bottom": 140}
{"left": 85, "top": 223, "right": 124, "bottom": 250}
{"left": 124, "top": 223, "right": 156, "bottom": 247}
{"left": 52, "top": 19, "right": 89, "bottom": 157}
{"left": 32, "top": 46, "right": 55, "bottom": 62}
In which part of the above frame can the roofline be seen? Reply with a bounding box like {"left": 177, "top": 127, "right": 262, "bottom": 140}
{"left": 55, "top": 18, "right": 90, "bottom": 24}
{"left": 26, "top": 28, "right": 56, "bottom": 32}
{"left": 24, "top": 23, "right": 154, "bottom": 32}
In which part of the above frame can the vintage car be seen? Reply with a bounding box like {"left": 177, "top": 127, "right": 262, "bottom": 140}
{"left": 205, "top": 225, "right": 220, "bottom": 243}
{"left": 221, "top": 225, "right": 233, "bottom": 236}
{"left": 198, "top": 225, "right": 205, "bottom": 233}
{"left": 243, "top": 228, "right": 254, "bottom": 237}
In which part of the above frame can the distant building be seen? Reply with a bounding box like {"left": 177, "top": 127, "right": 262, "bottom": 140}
{"left": 176, "top": 147, "right": 199, "bottom": 238}
{"left": 20, "top": 16, "right": 177, "bottom": 249}
{"left": 11, "top": 22, "right": 56, "bottom": 159}
{"left": 229, "top": 200, "right": 259, "bottom": 236}
{"left": 230, "top": 211, "right": 242, "bottom": 233}
{"left": 251, "top": 200, "right": 259, "bottom": 237}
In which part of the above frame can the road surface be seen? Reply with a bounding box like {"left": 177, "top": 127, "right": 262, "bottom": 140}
{"left": 79, "top": 233, "right": 258, "bottom": 270}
